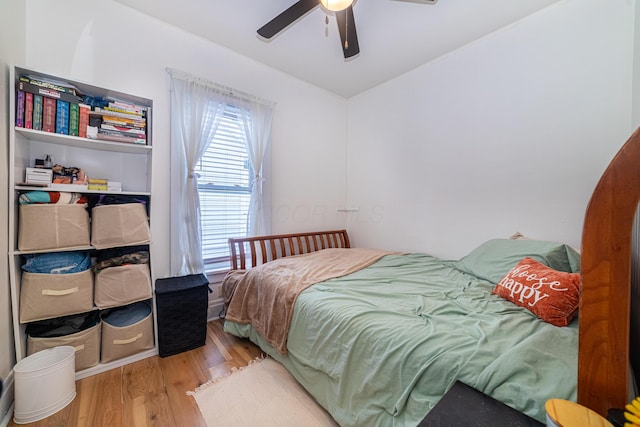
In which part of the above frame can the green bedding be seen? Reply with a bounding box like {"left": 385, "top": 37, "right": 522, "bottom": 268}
{"left": 225, "top": 253, "right": 578, "bottom": 426}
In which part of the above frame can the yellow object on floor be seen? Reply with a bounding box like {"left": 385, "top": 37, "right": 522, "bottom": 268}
{"left": 545, "top": 399, "right": 614, "bottom": 427}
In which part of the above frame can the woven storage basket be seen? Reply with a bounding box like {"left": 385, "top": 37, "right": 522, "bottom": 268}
{"left": 155, "top": 274, "right": 210, "bottom": 357}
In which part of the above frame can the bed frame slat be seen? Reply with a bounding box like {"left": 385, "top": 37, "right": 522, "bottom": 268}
{"left": 228, "top": 229, "right": 351, "bottom": 270}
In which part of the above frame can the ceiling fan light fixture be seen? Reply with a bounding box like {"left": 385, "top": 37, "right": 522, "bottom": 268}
{"left": 319, "top": 0, "right": 353, "bottom": 12}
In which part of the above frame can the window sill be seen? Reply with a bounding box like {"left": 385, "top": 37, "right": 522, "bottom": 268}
{"left": 204, "top": 261, "right": 232, "bottom": 282}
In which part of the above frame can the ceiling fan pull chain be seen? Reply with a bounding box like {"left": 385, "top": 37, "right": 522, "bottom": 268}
{"left": 344, "top": 12, "right": 349, "bottom": 49}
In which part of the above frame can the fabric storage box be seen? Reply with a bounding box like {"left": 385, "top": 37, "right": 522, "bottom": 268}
{"left": 94, "top": 263, "right": 152, "bottom": 309}
{"left": 20, "top": 268, "right": 93, "bottom": 323}
{"left": 155, "top": 273, "right": 210, "bottom": 357}
{"left": 100, "top": 301, "right": 154, "bottom": 363}
{"left": 27, "top": 311, "right": 101, "bottom": 372}
{"left": 91, "top": 203, "right": 150, "bottom": 249}
{"left": 19, "top": 204, "right": 90, "bottom": 251}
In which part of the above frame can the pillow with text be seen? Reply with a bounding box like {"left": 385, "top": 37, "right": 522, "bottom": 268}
{"left": 493, "top": 257, "right": 580, "bottom": 327}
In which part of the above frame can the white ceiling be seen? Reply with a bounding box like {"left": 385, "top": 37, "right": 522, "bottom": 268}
{"left": 115, "top": 0, "right": 562, "bottom": 98}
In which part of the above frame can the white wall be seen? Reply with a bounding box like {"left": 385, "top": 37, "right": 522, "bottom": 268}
{"left": 0, "top": 0, "right": 24, "bottom": 407}
{"left": 22, "top": 0, "right": 349, "bottom": 283}
{"left": 346, "top": 0, "right": 636, "bottom": 258}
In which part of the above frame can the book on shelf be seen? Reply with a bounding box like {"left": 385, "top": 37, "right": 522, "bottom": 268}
{"left": 32, "top": 94, "right": 43, "bottom": 131}
{"left": 93, "top": 107, "right": 147, "bottom": 123}
{"left": 17, "top": 80, "right": 82, "bottom": 104}
{"left": 95, "top": 132, "right": 146, "bottom": 145}
{"left": 101, "top": 118, "right": 146, "bottom": 131}
{"left": 25, "top": 92, "right": 33, "bottom": 129}
{"left": 87, "top": 184, "right": 108, "bottom": 191}
{"left": 102, "top": 106, "right": 145, "bottom": 117}
{"left": 42, "top": 97, "right": 56, "bottom": 132}
{"left": 19, "top": 75, "right": 81, "bottom": 96}
{"left": 69, "top": 102, "right": 79, "bottom": 136}
{"left": 101, "top": 124, "right": 146, "bottom": 137}
{"left": 78, "top": 103, "right": 90, "bottom": 138}
{"left": 55, "top": 100, "right": 70, "bottom": 135}
{"left": 88, "top": 178, "right": 108, "bottom": 185}
{"left": 108, "top": 100, "right": 145, "bottom": 115}
{"left": 16, "top": 90, "right": 25, "bottom": 127}
{"left": 98, "top": 128, "right": 147, "bottom": 142}
{"left": 107, "top": 181, "right": 122, "bottom": 191}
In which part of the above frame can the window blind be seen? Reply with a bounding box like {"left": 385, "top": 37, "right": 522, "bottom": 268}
{"left": 197, "top": 106, "right": 251, "bottom": 266}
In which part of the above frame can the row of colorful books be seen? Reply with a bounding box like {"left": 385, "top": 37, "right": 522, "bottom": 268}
{"left": 15, "top": 75, "right": 148, "bottom": 145}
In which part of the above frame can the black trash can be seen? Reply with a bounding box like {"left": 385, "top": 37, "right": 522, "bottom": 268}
{"left": 155, "top": 273, "right": 210, "bottom": 357}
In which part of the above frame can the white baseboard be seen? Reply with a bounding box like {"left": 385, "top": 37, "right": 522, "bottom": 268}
{"left": 208, "top": 299, "right": 225, "bottom": 321}
{"left": 0, "top": 370, "right": 14, "bottom": 427}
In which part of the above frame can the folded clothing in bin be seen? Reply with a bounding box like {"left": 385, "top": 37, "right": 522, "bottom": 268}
{"left": 101, "top": 301, "right": 154, "bottom": 363}
{"left": 93, "top": 246, "right": 152, "bottom": 309}
{"left": 26, "top": 311, "right": 101, "bottom": 371}
{"left": 102, "top": 302, "right": 151, "bottom": 327}
{"left": 20, "top": 252, "right": 94, "bottom": 323}
{"left": 22, "top": 251, "right": 91, "bottom": 274}
{"left": 92, "top": 245, "right": 149, "bottom": 273}
{"left": 88, "top": 194, "right": 149, "bottom": 213}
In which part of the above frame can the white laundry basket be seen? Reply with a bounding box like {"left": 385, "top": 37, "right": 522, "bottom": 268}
{"left": 13, "top": 346, "right": 76, "bottom": 424}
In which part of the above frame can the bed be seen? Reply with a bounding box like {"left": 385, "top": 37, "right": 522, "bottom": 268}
{"left": 222, "top": 128, "right": 640, "bottom": 426}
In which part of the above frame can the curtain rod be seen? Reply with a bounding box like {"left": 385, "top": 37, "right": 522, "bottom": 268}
{"left": 166, "top": 67, "right": 275, "bottom": 108}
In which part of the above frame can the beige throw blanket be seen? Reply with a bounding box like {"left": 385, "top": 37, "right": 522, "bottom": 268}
{"left": 224, "top": 248, "right": 394, "bottom": 354}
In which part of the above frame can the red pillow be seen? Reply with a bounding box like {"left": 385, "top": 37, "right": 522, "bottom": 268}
{"left": 492, "top": 257, "right": 580, "bottom": 326}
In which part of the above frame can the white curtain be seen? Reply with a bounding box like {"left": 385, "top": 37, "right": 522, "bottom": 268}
{"left": 168, "top": 69, "right": 227, "bottom": 275}
{"left": 167, "top": 68, "right": 275, "bottom": 275}
{"left": 236, "top": 101, "right": 274, "bottom": 236}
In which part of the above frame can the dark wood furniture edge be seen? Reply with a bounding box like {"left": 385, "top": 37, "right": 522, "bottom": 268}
{"left": 579, "top": 127, "right": 640, "bottom": 415}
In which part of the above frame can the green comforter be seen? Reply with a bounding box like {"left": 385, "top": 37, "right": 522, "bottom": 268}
{"left": 225, "top": 253, "right": 577, "bottom": 426}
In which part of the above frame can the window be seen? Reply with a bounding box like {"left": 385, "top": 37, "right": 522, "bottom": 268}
{"left": 197, "top": 105, "right": 252, "bottom": 270}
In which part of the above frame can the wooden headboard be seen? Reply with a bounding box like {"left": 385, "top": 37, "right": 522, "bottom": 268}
{"left": 228, "top": 229, "right": 350, "bottom": 270}
{"left": 579, "top": 127, "right": 640, "bottom": 415}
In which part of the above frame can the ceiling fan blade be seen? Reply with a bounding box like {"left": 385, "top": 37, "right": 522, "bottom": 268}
{"left": 335, "top": 6, "right": 359, "bottom": 58}
{"left": 257, "top": 0, "right": 319, "bottom": 39}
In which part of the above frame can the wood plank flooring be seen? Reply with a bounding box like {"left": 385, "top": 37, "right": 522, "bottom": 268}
{"left": 9, "top": 319, "right": 264, "bottom": 427}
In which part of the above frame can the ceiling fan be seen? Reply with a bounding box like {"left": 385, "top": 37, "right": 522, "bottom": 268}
{"left": 257, "top": 0, "right": 438, "bottom": 59}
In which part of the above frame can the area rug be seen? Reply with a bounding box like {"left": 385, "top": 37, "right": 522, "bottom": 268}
{"left": 189, "top": 357, "right": 339, "bottom": 426}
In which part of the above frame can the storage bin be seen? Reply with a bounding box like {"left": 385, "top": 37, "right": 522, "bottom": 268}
{"left": 100, "top": 302, "right": 154, "bottom": 363}
{"left": 27, "top": 311, "right": 101, "bottom": 372}
{"left": 20, "top": 269, "right": 93, "bottom": 323}
{"left": 18, "top": 204, "right": 90, "bottom": 251}
{"left": 13, "top": 346, "right": 76, "bottom": 424}
{"left": 94, "top": 263, "right": 152, "bottom": 309}
{"left": 155, "top": 273, "right": 210, "bottom": 357}
{"left": 91, "top": 203, "right": 150, "bottom": 249}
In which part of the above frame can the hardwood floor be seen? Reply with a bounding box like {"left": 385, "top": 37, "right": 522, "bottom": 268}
{"left": 8, "top": 319, "right": 264, "bottom": 427}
